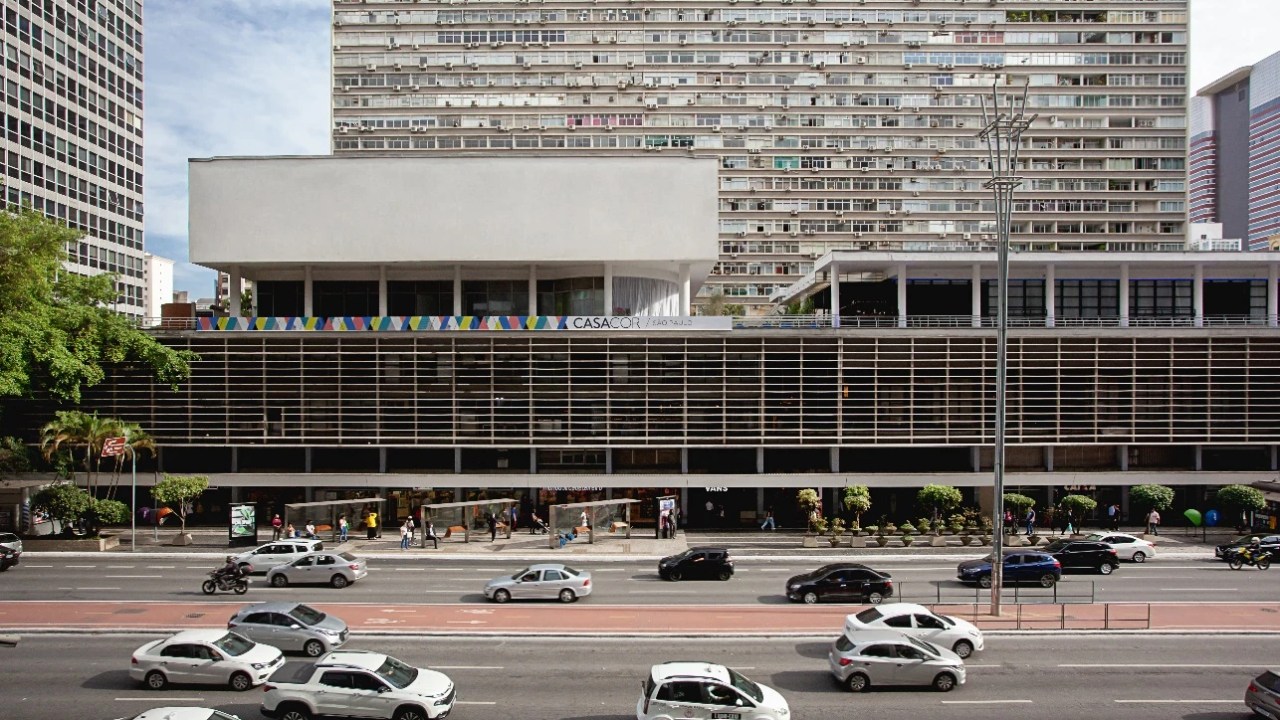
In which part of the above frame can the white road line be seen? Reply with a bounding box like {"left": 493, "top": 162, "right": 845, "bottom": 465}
{"left": 435, "top": 666, "right": 504, "bottom": 670}
{"left": 145, "top": 565, "right": 175, "bottom": 569}
{"left": 626, "top": 590, "right": 699, "bottom": 595}
{"left": 22, "top": 564, "right": 52, "bottom": 568}
{"left": 59, "top": 587, "right": 120, "bottom": 591}
{"left": 1114, "top": 700, "right": 1239, "bottom": 704}
{"left": 104, "top": 575, "right": 162, "bottom": 579}
{"left": 941, "top": 700, "right": 1033, "bottom": 704}
{"left": 1060, "top": 664, "right": 1264, "bottom": 669}
{"left": 1159, "top": 588, "right": 1237, "bottom": 591}
{"left": 455, "top": 701, "right": 498, "bottom": 705}
{"left": 105, "top": 565, "right": 135, "bottom": 569}
{"left": 116, "top": 697, "right": 205, "bottom": 702}
{"left": 64, "top": 564, "right": 95, "bottom": 569}
{"left": 186, "top": 565, "right": 210, "bottom": 569}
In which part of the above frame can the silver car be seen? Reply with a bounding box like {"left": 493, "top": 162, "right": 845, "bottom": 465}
{"left": 129, "top": 629, "right": 284, "bottom": 691}
{"left": 266, "top": 551, "right": 366, "bottom": 589}
{"left": 227, "top": 602, "right": 348, "bottom": 657}
{"left": 231, "top": 538, "right": 323, "bottom": 573}
{"left": 484, "top": 563, "right": 592, "bottom": 603}
{"left": 828, "top": 628, "right": 966, "bottom": 693}
{"left": 1247, "top": 669, "right": 1280, "bottom": 720}
{"left": 0, "top": 532, "right": 22, "bottom": 555}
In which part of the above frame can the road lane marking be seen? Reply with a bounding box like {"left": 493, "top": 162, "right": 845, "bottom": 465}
{"left": 106, "top": 565, "right": 135, "bottom": 569}
{"left": 1061, "top": 664, "right": 1264, "bottom": 669}
{"left": 1159, "top": 588, "right": 1237, "bottom": 591}
{"left": 58, "top": 587, "right": 120, "bottom": 591}
{"left": 942, "top": 700, "right": 1033, "bottom": 704}
{"left": 1115, "top": 700, "right": 1239, "bottom": 704}
{"left": 23, "top": 564, "right": 52, "bottom": 568}
{"left": 104, "top": 575, "right": 163, "bottom": 579}
{"left": 145, "top": 565, "right": 175, "bottom": 569}
{"left": 436, "top": 666, "right": 503, "bottom": 670}
{"left": 456, "top": 701, "right": 498, "bottom": 705}
{"left": 116, "top": 697, "right": 206, "bottom": 701}
{"left": 64, "top": 565, "right": 95, "bottom": 569}
{"left": 626, "top": 590, "right": 699, "bottom": 595}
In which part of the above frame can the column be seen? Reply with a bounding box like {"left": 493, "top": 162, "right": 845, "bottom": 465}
{"left": 830, "top": 260, "right": 841, "bottom": 328}
{"left": 971, "top": 264, "right": 982, "bottom": 328}
{"left": 228, "top": 265, "right": 242, "bottom": 316}
{"left": 1193, "top": 263, "right": 1204, "bottom": 328}
{"left": 679, "top": 264, "right": 691, "bottom": 315}
{"left": 528, "top": 264, "right": 538, "bottom": 316}
{"left": 1269, "top": 263, "right": 1278, "bottom": 328}
{"left": 603, "top": 263, "right": 614, "bottom": 317}
{"left": 452, "top": 265, "right": 463, "bottom": 315}
{"left": 1044, "top": 264, "right": 1055, "bottom": 328}
{"left": 377, "top": 265, "right": 388, "bottom": 316}
{"left": 303, "top": 266, "right": 314, "bottom": 317}
{"left": 896, "top": 263, "right": 908, "bottom": 328}
{"left": 1119, "top": 263, "right": 1130, "bottom": 328}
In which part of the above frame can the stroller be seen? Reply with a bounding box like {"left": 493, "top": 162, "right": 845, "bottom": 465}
{"left": 530, "top": 514, "right": 550, "bottom": 535}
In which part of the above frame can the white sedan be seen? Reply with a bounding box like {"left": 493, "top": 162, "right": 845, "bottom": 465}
{"left": 1085, "top": 532, "right": 1157, "bottom": 562}
{"left": 844, "top": 602, "right": 985, "bottom": 659}
{"left": 113, "top": 710, "right": 243, "bottom": 720}
{"left": 130, "top": 629, "right": 284, "bottom": 691}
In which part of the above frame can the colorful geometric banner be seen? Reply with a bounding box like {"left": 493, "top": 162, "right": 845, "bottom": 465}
{"left": 195, "top": 316, "right": 732, "bottom": 332}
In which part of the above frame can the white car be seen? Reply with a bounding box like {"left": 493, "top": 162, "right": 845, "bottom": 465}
{"left": 130, "top": 629, "right": 284, "bottom": 691}
{"left": 637, "top": 661, "right": 790, "bottom": 720}
{"left": 232, "top": 539, "right": 324, "bottom": 573}
{"left": 844, "top": 603, "right": 985, "bottom": 659}
{"left": 113, "top": 710, "right": 243, "bottom": 720}
{"left": 262, "top": 650, "right": 455, "bottom": 720}
{"left": 1085, "top": 532, "right": 1157, "bottom": 562}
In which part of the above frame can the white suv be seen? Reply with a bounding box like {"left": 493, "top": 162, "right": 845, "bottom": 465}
{"left": 232, "top": 539, "right": 323, "bottom": 572}
{"left": 262, "top": 650, "right": 455, "bottom": 720}
{"left": 637, "top": 661, "right": 790, "bottom": 720}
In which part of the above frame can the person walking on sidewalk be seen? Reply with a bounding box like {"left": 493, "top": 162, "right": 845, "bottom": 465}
{"left": 760, "top": 507, "right": 776, "bottom": 531}
{"left": 271, "top": 514, "right": 283, "bottom": 541}
{"left": 1107, "top": 503, "right": 1118, "bottom": 531}
{"left": 338, "top": 515, "right": 349, "bottom": 543}
{"left": 486, "top": 512, "right": 498, "bottom": 542}
{"left": 1024, "top": 508, "right": 1036, "bottom": 536}
{"left": 365, "top": 509, "right": 379, "bottom": 540}
{"left": 400, "top": 519, "right": 412, "bottom": 550}
{"left": 509, "top": 505, "right": 519, "bottom": 533}
{"left": 1146, "top": 508, "right": 1161, "bottom": 536}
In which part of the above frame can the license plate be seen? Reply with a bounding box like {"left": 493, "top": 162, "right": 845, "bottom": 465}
{"left": 711, "top": 714, "right": 740, "bottom": 719}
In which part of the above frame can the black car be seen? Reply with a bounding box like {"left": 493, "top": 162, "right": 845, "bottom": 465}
{"left": 785, "top": 563, "right": 894, "bottom": 604}
{"left": 658, "top": 546, "right": 733, "bottom": 581}
{"left": 0, "top": 546, "right": 18, "bottom": 572}
{"left": 1216, "top": 534, "right": 1280, "bottom": 561}
{"left": 1042, "top": 539, "right": 1119, "bottom": 574}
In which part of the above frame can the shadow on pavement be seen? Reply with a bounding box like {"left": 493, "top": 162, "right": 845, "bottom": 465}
{"left": 562, "top": 715, "right": 634, "bottom": 720}
{"left": 627, "top": 574, "right": 665, "bottom": 583}
{"left": 761, "top": 669, "right": 836, "bottom": 694}
{"left": 458, "top": 593, "right": 490, "bottom": 603}
{"left": 753, "top": 594, "right": 792, "bottom": 605}
{"left": 791, "top": 641, "right": 833, "bottom": 660}
{"left": 80, "top": 669, "right": 141, "bottom": 690}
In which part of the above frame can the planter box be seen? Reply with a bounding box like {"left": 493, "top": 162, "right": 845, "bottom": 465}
{"left": 848, "top": 535, "right": 866, "bottom": 549}
{"left": 874, "top": 537, "right": 890, "bottom": 547}
{"left": 929, "top": 535, "right": 947, "bottom": 547}
{"left": 23, "top": 533, "right": 120, "bottom": 552}
{"left": 171, "top": 532, "right": 194, "bottom": 546}
{"left": 802, "top": 534, "right": 819, "bottom": 548}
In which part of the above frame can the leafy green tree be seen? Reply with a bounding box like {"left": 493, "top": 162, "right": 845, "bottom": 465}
{"left": 1058, "top": 495, "right": 1098, "bottom": 529}
{"left": 88, "top": 498, "right": 130, "bottom": 526}
{"left": 918, "top": 484, "right": 963, "bottom": 525}
{"left": 1214, "top": 485, "right": 1266, "bottom": 528}
{"left": 150, "top": 474, "right": 210, "bottom": 535}
{"left": 31, "top": 482, "right": 91, "bottom": 536}
{"left": 1129, "top": 484, "right": 1174, "bottom": 513}
{"left": 796, "top": 488, "right": 821, "bottom": 532}
{"left": 841, "top": 485, "right": 872, "bottom": 528}
{"left": 0, "top": 436, "right": 33, "bottom": 477}
{"left": 1003, "top": 493, "right": 1036, "bottom": 515}
{"left": 0, "top": 205, "right": 195, "bottom": 402}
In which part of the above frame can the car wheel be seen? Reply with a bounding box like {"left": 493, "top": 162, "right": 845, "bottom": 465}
{"left": 977, "top": 575, "right": 993, "bottom": 589}
{"left": 717, "top": 569, "right": 732, "bottom": 581}
{"left": 932, "top": 672, "right": 957, "bottom": 692}
{"left": 802, "top": 591, "right": 819, "bottom": 604}
{"left": 277, "top": 703, "right": 312, "bottom": 720}
{"left": 1132, "top": 551, "right": 1146, "bottom": 563}
{"left": 270, "top": 574, "right": 289, "bottom": 588}
{"left": 1099, "top": 562, "right": 1114, "bottom": 575}
{"left": 330, "top": 574, "right": 350, "bottom": 589}
{"left": 844, "top": 672, "right": 870, "bottom": 693}
{"left": 303, "top": 639, "right": 325, "bottom": 658}
{"left": 493, "top": 589, "right": 511, "bottom": 603}
{"left": 867, "top": 591, "right": 884, "bottom": 605}
{"left": 1039, "top": 573, "right": 1057, "bottom": 588}
{"left": 952, "top": 640, "right": 974, "bottom": 659}
{"left": 559, "top": 588, "right": 577, "bottom": 603}
{"left": 668, "top": 570, "right": 683, "bottom": 582}
{"left": 393, "top": 707, "right": 429, "bottom": 720}
{"left": 144, "top": 670, "right": 167, "bottom": 691}
{"left": 229, "top": 671, "right": 253, "bottom": 692}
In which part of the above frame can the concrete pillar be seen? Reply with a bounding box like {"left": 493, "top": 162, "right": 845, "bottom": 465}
{"left": 228, "top": 265, "right": 242, "bottom": 316}
{"left": 1044, "top": 264, "right": 1055, "bottom": 328}
{"left": 830, "top": 260, "right": 841, "bottom": 328}
{"left": 1044, "top": 446, "right": 1053, "bottom": 472}
{"left": 1268, "top": 263, "right": 1278, "bottom": 328}
{"left": 680, "top": 448, "right": 688, "bottom": 474}
{"left": 454, "top": 448, "right": 463, "bottom": 474}
{"left": 530, "top": 448, "right": 538, "bottom": 474}
{"left": 971, "top": 264, "right": 982, "bottom": 327}
{"left": 452, "top": 265, "right": 463, "bottom": 315}
{"left": 679, "top": 264, "right": 691, "bottom": 315}
{"left": 303, "top": 265, "right": 314, "bottom": 316}
{"left": 528, "top": 264, "right": 538, "bottom": 316}
{"left": 605, "top": 448, "right": 613, "bottom": 474}
{"left": 830, "top": 447, "right": 840, "bottom": 473}
{"left": 603, "top": 263, "right": 614, "bottom": 317}
{"left": 1118, "top": 445, "right": 1129, "bottom": 472}
{"left": 1193, "top": 263, "right": 1204, "bottom": 328}
{"left": 756, "top": 487, "right": 765, "bottom": 517}
{"left": 378, "top": 265, "right": 388, "bottom": 316}
{"left": 1194, "top": 445, "right": 1202, "bottom": 471}
{"left": 756, "top": 447, "right": 765, "bottom": 473}
{"left": 231, "top": 446, "right": 239, "bottom": 473}
{"left": 896, "top": 263, "right": 908, "bottom": 328}
{"left": 304, "top": 447, "right": 313, "bottom": 473}
{"left": 1119, "top": 263, "right": 1130, "bottom": 328}
{"left": 379, "top": 448, "right": 387, "bottom": 473}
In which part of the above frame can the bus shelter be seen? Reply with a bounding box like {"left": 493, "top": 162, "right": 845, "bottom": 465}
{"left": 420, "top": 498, "right": 516, "bottom": 545}
{"left": 548, "top": 499, "right": 638, "bottom": 549}
{"left": 283, "top": 497, "right": 385, "bottom": 543}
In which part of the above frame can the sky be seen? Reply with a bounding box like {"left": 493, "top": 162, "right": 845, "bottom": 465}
{"left": 143, "top": 0, "right": 1280, "bottom": 297}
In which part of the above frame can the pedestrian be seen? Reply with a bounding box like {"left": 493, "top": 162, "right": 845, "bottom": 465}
{"left": 705, "top": 499, "right": 715, "bottom": 528}
{"left": 659, "top": 509, "right": 670, "bottom": 539}
{"left": 1024, "top": 508, "right": 1036, "bottom": 536}
{"left": 285, "top": 522, "right": 296, "bottom": 539}
{"left": 717, "top": 504, "right": 726, "bottom": 528}
{"left": 1146, "top": 508, "right": 1161, "bottom": 536}
{"left": 365, "top": 508, "right": 379, "bottom": 540}
{"left": 271, "top": 514, "right": 283, "bottom": 541}
{"left": 1004, "top": 510, "right": 1014, "bottom": 535}
{"left": 424, "top": 518, "right": 439, "bottom": 549}
{"left": 338, "top": 514, "right": 349, "bottom": 543}
{"left": 400, "top": 519, "right": 412, "bottom": 550}
{"left": 1109, "top": 503, "right": 1120, "bottom": 531}
{"left": 529, "top": 511, "right": 546, "bottom": 535}
{"left": 761, "top": 507, "right": 776, "bottom": 531}
{"left": 509, "top": 505, "right": 519, "bottom": 533}
{"left": 305, "top": 520, "right": 317, "bottom": 539}
{"left": 670, "top": 506, "right": 679, "bottom": 536}
{"left": 487, "top": 512, "right": 498, "bottom": 542}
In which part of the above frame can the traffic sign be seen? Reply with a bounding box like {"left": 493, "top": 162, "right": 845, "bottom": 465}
{"left": 101, "top": 436, "right": 127, "bottom": 458}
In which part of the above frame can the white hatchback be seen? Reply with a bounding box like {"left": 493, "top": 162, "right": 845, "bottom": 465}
{"left": 232, "top": 539, "right": 324, "bottom": 573}
{"left": 113, "top": 710, "right": 243, "bottom": 720}
{"left": 844, "top": 603, "right": 985, "bottom": 658}
{"left": 1085, "top": 532, "right": 1157, "bottom": 562}
{"left": 130, "top": 629, "right": 284, "bottom": 691}
{"left": 637, "top": 661, "right": 790, "bottom": 720}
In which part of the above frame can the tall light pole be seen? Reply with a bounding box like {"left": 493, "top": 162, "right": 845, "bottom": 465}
{"left": 978, "top": 82, "right": 1035, "bottom": 616}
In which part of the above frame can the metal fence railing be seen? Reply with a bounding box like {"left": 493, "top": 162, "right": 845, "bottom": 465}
{"left": 893, "top": 580, "right": 1097, "bottom": 606}
{"left": 929, "top": 601, "right": 1153, "bottom": 631}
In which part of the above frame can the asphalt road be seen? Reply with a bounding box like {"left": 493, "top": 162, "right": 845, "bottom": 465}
{"left": 1, "top": 634, "right": 1266, "bottom": 720}
{"left": 6, "top": 555, "right": 1277, "bottom": 605}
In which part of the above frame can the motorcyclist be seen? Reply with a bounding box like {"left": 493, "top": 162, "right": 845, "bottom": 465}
{"left": 1240, "top": 537, "right": 1262, "bottom": 561}
{"left": 215, "top": 555, "right": 238, "bottom": 582}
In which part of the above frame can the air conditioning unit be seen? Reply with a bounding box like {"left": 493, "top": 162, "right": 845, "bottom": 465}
{"left": 856, "top": 57, "right": 867, "bottom": 64}
{"left": 963, "top": 233, "right": 972, "bottom": 241}
{"left": 366, "top": 63, "right": 378, "bottom": 71}
{"left": 854, "top": 232, "right": 863, "bottom": 238}
{"left": 888, "top": 210, "right": 897, "bottom": 216}
{"left": 736, "top": 231, "right": 747, "bottom": 238}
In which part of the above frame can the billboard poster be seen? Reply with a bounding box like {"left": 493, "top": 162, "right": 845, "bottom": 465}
{"left": 229, "top": 503, "right": 257, "bottom": 547}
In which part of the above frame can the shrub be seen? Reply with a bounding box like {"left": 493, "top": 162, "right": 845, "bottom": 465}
{"left": 1003, "top": 493, "right": 1036, "bottom": 515}
{"left": 842, "top": 485, "right": 872, "bottom": 527}
{"left": 1214, "top": 484, "right": 1266, "bottom": 525}
{"left": 1059, "top": 495, "right": 1098, "bottom": 525}
{"left": 918, "top": 484, "right": 963, "bottom": 523}
{"left": 32, "top": 482, "right": 91, "bottom": 533}
{"left": 797, "top": 488, "right": 821, "bottom": 532}
{"left": 898, "top": 521, "right": 917, "bottom": 535}
{"left": 89, "top": 498, "right": 130, "bottom": 526}
{"left": 1129, "top": 484, "right": 1175, "bottom": 513}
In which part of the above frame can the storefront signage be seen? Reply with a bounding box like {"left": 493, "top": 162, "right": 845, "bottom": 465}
{"left": 1063, "top": 485, "right": 1097, "bottom": 492}
{"left": 704, "top": 486, "right": 729, "bottom": 492}
{"left": 544, "top": 486, "right": 604, "bottom": 492}
{"left": 198, "top": 316, "right": 733, "bottom": 332}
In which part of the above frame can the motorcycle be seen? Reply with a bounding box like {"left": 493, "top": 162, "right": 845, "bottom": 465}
{"left": 201, "top": 565, "right": 251, "bottom": 595}
{"left": 1228, "top": 549, "right": 1272, "bottom": 571}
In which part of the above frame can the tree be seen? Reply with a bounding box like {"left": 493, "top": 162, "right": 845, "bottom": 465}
{"left": 1214, "top": 485, "right": 1266, "bottom": 528}
{"left": 88, "top": 498, "right": 130, "bottom": 526}
{"left": 0, "top": 436, "right": 32, "bottom": 478}
{"left": 1129, "top": 484, "right": 1174, "bottom": 513}
{"left": 39, "top": 410, "right": 118, "bottom": 495}
{"left": 150, "top": 474, "right": 209, "bottom": 536}
{"left": 1003, "top": 493, "right": 1036, "bottom": 516}
{"left": 796, "top": 488, "right": 821, "bottom": 532}
{"left": 31, "top": 482, "right": 91, "bottom": 536}
{"left": 1058, "top": 495, "right": 1098, "bottom": 529}
{"left": 0, "top": 205, "right": 195, "bottom": 402}
{"left": 917, "top": 484, "right": 963, "bottom": 525}
{"left": 105, "top": 422, "right": 155, "bottom": 500}
{"left": 700, "top": 292, "right": 744, "bottom": 317}
{"left": 841, "top": 485, "right": 872, "bottom": 528}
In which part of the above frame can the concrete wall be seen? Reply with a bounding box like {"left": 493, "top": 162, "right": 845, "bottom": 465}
{"left": 189, "top": 155, "right": 718, "bottom": 271}
{"left": 1214, "top": 78, "right": 1252, "bottom": 240}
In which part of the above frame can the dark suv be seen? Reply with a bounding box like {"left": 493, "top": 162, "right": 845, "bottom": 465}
{"left": 786, "top": 563, "right": 894, "bottom": 604}
{"left": 658, "top": 547, "right": 733, "bottom": 581}
{"left": 1042, "top": 539, "right": 1120, "bottom": 574}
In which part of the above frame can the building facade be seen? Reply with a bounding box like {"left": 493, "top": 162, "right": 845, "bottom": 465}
{"left": 1190, "top": 50, "right": 1280, "bottom": 251}
{"left": 331, "top": 0, "right": 1189, "bottom": 311}
{"left": 143, "top": 252, "right": 173, "bottom": 320}
{"left": 2, "top": 0, "right": 147, "bottom": 313}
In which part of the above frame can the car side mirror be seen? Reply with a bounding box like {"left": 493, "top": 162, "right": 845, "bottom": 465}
{"left": 290, "top": 624, "right": 301, "bottom": 630}
{"left": 376, "top": 685, "right": 390, "bottom": 693}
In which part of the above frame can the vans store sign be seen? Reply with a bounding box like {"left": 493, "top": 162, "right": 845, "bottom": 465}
{"left": 198, "top": 316, "right": 734, "bottom": 332}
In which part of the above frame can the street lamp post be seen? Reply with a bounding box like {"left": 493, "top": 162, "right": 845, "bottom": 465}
{"left": 978, "top": 82, "right": 1035, "bottom": 617}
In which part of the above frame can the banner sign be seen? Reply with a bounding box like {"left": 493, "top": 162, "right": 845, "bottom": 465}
{"left": 228, "top": 503, "right": 257, "bottom": 547}
{"left": 197, "top": 316, "right": 733, "bottom": 332}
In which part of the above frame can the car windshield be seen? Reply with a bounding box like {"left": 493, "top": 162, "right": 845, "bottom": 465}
{"left": 855, "top": 607, "right": 883, "bottom": 624}
{"left": 726, "top": 667, "right": 764, "bottom": 703}
{"left": 561, "top": 566, "right": 580, "bottom": 576}
{"left": 1084, "top": 533, "right": 1105, "bottom": 541}
{"left": 339, "top": 552, "right": 357, "bottom": 562}
{"left": 212, "top": 632, "right": 256, "bottom": 656}
{"left": 667, "top": 550, "right": 694, "bottom": 562}
{"left": 906, "top": 635, "right": 941, "bottom": 656}
{"left": 375, "top": 655, "right": 419, "bottom": 689}
{"left": 1256, "top": 671, "right": 1280, "bottom": 694}
{"left": 288, "top": 604, "right": 326, "bottom": 626}
{"left": 931, "top": 613, "right": 955, "bottom": 628}
{"left": 1043, "top": 540, "right": 1069, "bottom": 552}
{"left": 510, "top": 567, "right": 530, "bottom": 580}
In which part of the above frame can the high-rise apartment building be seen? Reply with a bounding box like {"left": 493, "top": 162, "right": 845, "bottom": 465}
{"left": 1191, "top": 50, "right": 1280, "bottom": 251}
{"left": 142, "top": 251, "right": 172, "bottom": 319}
{"left": 332, "top": 0, "right": 1188, "bottom": 310}
{"left": 2, "top": 0, "right": 145, "bottom": 313}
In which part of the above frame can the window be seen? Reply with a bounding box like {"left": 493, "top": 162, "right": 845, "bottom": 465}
{"left": 861, "top": 644, "right": 895, "bottom": 658}
{"left": 884, "top": 614, "right": 913, "bottom": 628}
{"left": 914, "top": 614, "right": 947, "bottom": 630}
{"left": 294, "top": 556, "right": 316, "bottom": 567}
{"left": 657, "top": 681, "right": 704, "bottom": 703}
{"left": 543, "top": 569, "right": 565, "bottom": 581}
{"left": 320, "top": 671, "right": 355, "bottom": 689}
{"left": 160, "top": 644, "right": 192, "bottom": 658}
{"left": 316, "top": 555, "right": 336, "bottom": 566}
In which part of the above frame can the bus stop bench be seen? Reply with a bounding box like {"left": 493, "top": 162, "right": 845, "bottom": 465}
{"left": 443, "top": 525, "right": 467, "bottom": 539}
{"left": 609, "top": 521, "right": 629, "bottom": 533}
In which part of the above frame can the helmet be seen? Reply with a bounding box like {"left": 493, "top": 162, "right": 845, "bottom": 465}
{"left": 1250, "top": 537, "right": 1260, "bottom": 544}
{"left": 225, "top": 555, "right": 234, "bottom": 562}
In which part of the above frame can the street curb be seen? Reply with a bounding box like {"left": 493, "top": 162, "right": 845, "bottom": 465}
{"left": 5, "top": 628, "right": 1279, "bottom": 639}
{"left": 21, "top": 551, "right": 1217, "bottom": 562}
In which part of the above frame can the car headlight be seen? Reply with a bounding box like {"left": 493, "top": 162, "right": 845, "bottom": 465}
{"left": 789, "top": 584, "right": 801, "bottom": 591}
{"left": 252, "top": 662, "right": 268, "bottom": 669}
{"left": 321, "top": 628, "right": 342, "bottom": 636}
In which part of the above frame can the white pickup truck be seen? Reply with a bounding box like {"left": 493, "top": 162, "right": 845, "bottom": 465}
{"left": 261, "top": 650, "right": 456, "bottom": 720}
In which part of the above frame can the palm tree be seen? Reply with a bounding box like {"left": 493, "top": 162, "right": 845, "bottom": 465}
{"left": 105, "top": 423, "right": 155, "bottom": 500}
{"left": 40, "top": 410, "right": 91, "bottom": 483}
